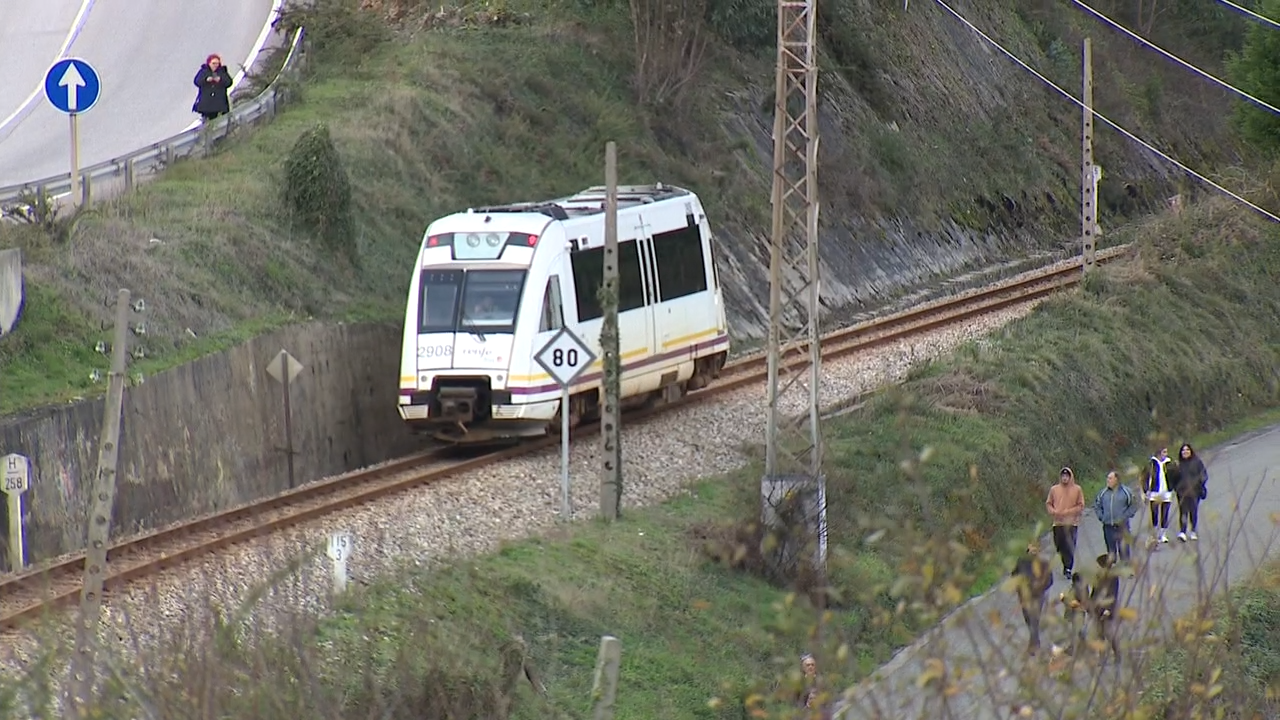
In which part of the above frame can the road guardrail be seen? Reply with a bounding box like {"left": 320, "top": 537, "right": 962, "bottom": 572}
{"left": 0, "top": 26, "right": 307, "bottom": 210}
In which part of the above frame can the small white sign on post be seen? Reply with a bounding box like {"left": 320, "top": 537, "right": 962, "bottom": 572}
{"left": 534, "top": 327, "right": 597, "bottom": 521}
{"left": 3, "top": 453, "right": 31, "bottom": 570}
{"left": 326, "top": 530, "right": 353, "bottom": 595}
{"left": 1092, "top": 165, "right": 1104, "bottom": 237}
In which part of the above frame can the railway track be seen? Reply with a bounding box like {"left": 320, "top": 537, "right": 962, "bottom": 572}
{"left": 0, "top": 246, "right": 1129, "bottom": 631}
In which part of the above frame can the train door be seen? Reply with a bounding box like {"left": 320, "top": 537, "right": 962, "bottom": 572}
{"left": 630, "top": 216, "right": 661, "bottom": 360}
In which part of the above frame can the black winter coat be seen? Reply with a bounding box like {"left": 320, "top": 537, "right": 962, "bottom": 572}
{"left": 1176, "top": 456, "right": 1209, "bottom": 500}
{"left": 193, "top": 64, "right": 232, "bottom": 115}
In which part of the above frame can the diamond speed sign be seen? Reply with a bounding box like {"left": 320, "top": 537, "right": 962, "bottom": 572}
{"left": 534, "top": 327, "right": 597, "bottom": 388}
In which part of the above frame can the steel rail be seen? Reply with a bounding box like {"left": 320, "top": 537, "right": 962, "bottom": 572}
{"left": 0, "top": 246, "right": 1128, "bottom": 630}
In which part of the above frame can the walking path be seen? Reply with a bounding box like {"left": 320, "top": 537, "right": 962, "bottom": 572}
{"left": 835, "top": 422, "right": 1280, "bottom": 719}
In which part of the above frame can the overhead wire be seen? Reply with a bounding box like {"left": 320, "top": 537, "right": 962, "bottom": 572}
{"left": 1209, "top": 0, "right": 1280, "bottom": 30}
{"left": 928, "top": 0, "right": 1280, "bottom": 224}
{"left": 1068, "top": 0, "right": 1280, "bottom": 117}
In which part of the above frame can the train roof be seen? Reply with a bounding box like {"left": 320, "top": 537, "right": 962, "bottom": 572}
{"left": 464, "top": 183, "right": 695, "bottom": 222}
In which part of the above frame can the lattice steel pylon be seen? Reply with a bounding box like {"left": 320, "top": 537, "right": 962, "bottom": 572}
{"left": 764, "top": 0, "right": 822, "bottom": 498}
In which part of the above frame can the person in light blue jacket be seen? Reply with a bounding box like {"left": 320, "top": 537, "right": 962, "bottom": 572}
{"left": 1095, "top": 470, "right": 1139, "bottom": 562}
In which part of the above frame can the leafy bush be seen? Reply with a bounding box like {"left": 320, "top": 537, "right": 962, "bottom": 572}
{"left": 282, "top": 122, "right": 356, "bottom": 260}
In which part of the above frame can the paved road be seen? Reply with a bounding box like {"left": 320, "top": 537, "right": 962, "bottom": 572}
{"left": 835, "top": 422, "right": 1280, "bottom": 719}
{"left": 0, "top": 0, "right": 277, "bottom": 187}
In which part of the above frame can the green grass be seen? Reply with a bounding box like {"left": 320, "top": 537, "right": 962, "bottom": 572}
{"left": 196, "top": 198, "right": 1277, "bottom": 719}
{"left": 312, "top": 480, "right": 902, "bottom": 719}
{"left": 1139, "top": 559, "right": 1280, "bottom": 717}
{"left": 334, "top": 199, "right": 1277, "bottom": 708}
{"left": 2, "top": 197, "right": 1278, "bottom": 718}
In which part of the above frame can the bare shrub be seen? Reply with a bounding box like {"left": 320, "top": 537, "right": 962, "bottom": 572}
{"left": 629, "top": 0, "right": 710, "bottom": 108}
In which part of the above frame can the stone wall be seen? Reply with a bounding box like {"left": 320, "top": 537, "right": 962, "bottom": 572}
{"left": 0, "top": 321, "right": 420, "bottom": 570}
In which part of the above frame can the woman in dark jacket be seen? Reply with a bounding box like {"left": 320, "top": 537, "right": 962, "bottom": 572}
{"left": 192, "top": 53, "right": 233, "bottom": 121}
{"left": 1176, "top": 443, "right": 1208, "bottom": 542}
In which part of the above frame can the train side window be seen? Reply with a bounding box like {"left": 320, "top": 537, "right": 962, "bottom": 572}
{"left": 709, "top": 232, "right": 721, "bottom": 289}
{"left": 618, "top": 240, "right": 646, "bottom": 311}
{"left": 539, "top": 275, "right": 564, "bottom": 332}
{"left": 571, "top": 247, "right": 605, "bottom": 321}
{"left": 652, "top": 224, "right": 709, "bottom": 301}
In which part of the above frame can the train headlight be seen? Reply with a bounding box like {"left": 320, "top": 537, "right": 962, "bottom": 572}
{"left": 485, "top": 233, "right": 501, "bottom": 247}
{"left": 466, "top": 233, "right": 481, "bottom": 247}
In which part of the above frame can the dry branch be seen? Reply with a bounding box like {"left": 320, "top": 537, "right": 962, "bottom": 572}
{"left": 629, "top": 0, "right": 710, "bottom": 107}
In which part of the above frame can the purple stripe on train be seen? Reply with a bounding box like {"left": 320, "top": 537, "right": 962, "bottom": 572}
{"left": 510, "top": 334, "right": 730, "bottom": 396}
{"left": 397, "top": 334, "right": 730, "bottom": 398}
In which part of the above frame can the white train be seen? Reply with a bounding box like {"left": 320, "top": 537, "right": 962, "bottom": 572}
{"left": 397, "top": 183, "right": 731, "bottom": 444}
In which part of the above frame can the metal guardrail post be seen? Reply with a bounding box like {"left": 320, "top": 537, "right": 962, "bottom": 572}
{"left": 124, "top": 158, "right": 134, "bottom": 192}
{"left": 81, "top": 174, "right": 91, "bottom": 208}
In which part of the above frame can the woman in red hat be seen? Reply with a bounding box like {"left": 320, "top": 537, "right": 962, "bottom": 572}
{"left": 192, "top": 53, "right": 233, "bottom": 122}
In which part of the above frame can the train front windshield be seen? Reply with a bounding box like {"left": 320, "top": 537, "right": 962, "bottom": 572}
{"left": 418, "top": 269, "right": 527, "bottom": 334}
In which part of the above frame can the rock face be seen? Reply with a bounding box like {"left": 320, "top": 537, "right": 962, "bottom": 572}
{"left": 698, "top": 0, "right": 1223, "bottom": 340}
{"left": 714, "top": 214, "right": 1054, "bottom": 341}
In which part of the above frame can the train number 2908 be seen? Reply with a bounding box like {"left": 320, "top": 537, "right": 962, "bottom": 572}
{"left": 418, "top": 344, "right": 453, "bottom": 358}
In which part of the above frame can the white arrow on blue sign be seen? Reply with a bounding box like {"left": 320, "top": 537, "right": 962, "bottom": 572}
{"left": 44, "top": 58, "right": 101, "bottom": 115}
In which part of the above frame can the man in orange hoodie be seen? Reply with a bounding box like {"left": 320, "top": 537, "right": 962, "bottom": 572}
{"left": 1046, "top": 466, "right": 1085, "bottom": 580}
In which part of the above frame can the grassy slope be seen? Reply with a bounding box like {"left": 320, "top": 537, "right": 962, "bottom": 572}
{"left": 1142, "top": 558, "right": 1280, "bottom": 717}
{"left": 318, "top": 481, "right": 898, "bottom": 719}
{"left": 0, "top": 0, "right": 1251, "bottom": 415}
{"left": 215, "top": 198, "right": 1277, "bottom": 718}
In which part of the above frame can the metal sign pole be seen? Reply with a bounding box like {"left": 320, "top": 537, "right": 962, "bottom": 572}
{"left": 534, "top": 327, "right": 597, "bottom": 523}
{"left": 561, "top": 385, "right": 572, "bottom": 520}
{"left": 69, "top": 113, "right": 81, "bottom": 206}
{"left": 283, "top": 367, "right": 296, "bottom": 489}
{"left": 265, "top": 349, "right": 305, "bottom": 491}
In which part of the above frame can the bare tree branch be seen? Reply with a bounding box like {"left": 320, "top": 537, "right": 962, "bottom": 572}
{"left": 630, "top": 0, "right": 710, "bottom": 107}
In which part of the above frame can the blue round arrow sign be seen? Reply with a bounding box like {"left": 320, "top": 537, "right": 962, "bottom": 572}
{"left": 44, "top": 58, "right": 101, "bottom": 115}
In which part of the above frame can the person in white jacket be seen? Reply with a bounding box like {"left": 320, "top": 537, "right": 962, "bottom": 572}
{"left": 1143, "top": 447, "right": 1176, "bottom": 544}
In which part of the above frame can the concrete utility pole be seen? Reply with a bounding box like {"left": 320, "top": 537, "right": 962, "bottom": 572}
{"left": 68, "top": 289, "right": 135, "bottom": 716}
{"left": 762, "top": 0, "right": 826, "bottom": 629}
{"left": 599, "top": 142, "right": 623, "bottom": 521}
{"left": 1081, "top": 37, "right": 1098, "bottom": 274}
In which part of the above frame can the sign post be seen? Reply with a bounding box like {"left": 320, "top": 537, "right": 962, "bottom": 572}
{"left": 265, "top": 349, "right": 305, "bottom": 489}
{"left": 534, "top": 328, "right": 597, "bottom": 521}
{"left": 43, "top": 58, "right": 102, "bottom": 207}
{"left": 2, "top": 453, "right": 31, "bottom": 571}
{"left": 326, "top": 531, "right": 353, "bottom": 595}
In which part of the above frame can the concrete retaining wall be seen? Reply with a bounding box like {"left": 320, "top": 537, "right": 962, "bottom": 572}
{"left": 0, "top": 247, "right": 22, "bottom": 335}
{"left": 0, "top": 321, "right": 419, "bottom": 570}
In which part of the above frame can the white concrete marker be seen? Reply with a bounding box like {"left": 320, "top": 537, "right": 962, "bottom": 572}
{"left": 2, "top": 453, "right": 31, "bottom": 570}
{"left": 326, "top": 530, "right": 353, "bottom": 594}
